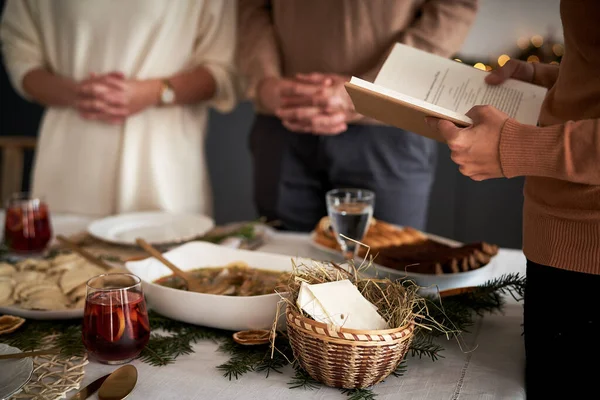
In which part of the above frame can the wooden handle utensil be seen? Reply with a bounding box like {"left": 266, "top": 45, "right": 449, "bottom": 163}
{"left": 56, "top": 235, "right": 115, "bottom": 271}
{"left": 0, "top": 347, "right": 61, "bottom": 360}
{"left": 135, "top": 238, "right": 204, "bottom": 292}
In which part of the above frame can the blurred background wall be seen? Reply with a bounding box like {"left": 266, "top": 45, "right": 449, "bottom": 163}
{"left": 0, "top": 0, "right": 563, "bottom": 248}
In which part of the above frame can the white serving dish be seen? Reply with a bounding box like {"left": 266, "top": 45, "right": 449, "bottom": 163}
{"left": 125, "top": 241, "right": 305, "bottom": 331}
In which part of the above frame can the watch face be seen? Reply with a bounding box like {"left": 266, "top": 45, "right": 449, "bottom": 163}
{"left": 161, "top": 86, "right": 175, "bottom": 104}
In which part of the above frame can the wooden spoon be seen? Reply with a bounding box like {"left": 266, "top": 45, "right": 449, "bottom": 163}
{"left": 135, "top": 238, "right": 204, "bottom": 292}
{"left": 56, "top": 235, "right": 114, "bottom": 271}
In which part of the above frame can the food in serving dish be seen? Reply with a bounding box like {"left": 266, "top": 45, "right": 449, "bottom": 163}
{"left": 125, "top": 241, "right": 306, "bottom": 331}
{"left": 373, "top": 240, "right": 499, "bottom": 275}
{"left": 153, "top": 262, "right": 290, "bottom": 296}
{"left": 0, "top": 253, "right": 120, "bottom": 311}
{"left": 312, "top": 216, "right": 499, "bottom": 276}
{"left": 313, "top": 216, "right": 427, "bottom": 256}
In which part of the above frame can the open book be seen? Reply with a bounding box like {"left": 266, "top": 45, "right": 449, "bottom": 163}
{"left": 344, "top": 43, "right": 548, "bottom": 142}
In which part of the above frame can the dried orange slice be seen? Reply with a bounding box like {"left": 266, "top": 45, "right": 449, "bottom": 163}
{"left": 232, "top": 330, "right": 273, "bottom": 345}
{"left": 100, "top": 308, "right": 126, "bottom": 343}
{"left": 5, "top": 209, "right": 23, "bottom": 232}
{"left": 0, "top": 315, "right": 25, "bottom": 335}
{"left": 113, "top": 308, "right": 126, "bottom": 342}
{"left": 438, "top": 286, "right": 478, "bottom": 298}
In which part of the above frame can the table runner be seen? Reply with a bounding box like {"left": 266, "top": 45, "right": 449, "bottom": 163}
{"left": 1, "top": 213, "right": 527, "bottom": 399}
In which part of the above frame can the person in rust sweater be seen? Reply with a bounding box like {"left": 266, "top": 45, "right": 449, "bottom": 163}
{"left": 238, "top": 0, "right": 478, "bottom": 232}
{"left": 427, "top": 1, "right": 599, "bottom": 397}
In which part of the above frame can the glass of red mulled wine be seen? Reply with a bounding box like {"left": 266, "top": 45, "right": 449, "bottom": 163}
{"left": 83, "top": 273, "right": 150, "bottom": 364}
{"left": 3, "top": 192, "right": 52, "bottom": 253}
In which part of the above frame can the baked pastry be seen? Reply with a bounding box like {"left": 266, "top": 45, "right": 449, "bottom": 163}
{"left": 312, "top": 216, "right": 428, "bottom": 256}
{"left": 373, "top": 240, "right": 499, "bottom": 275}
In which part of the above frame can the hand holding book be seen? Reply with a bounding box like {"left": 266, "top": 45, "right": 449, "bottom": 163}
{"left": 424, "top": 59, "right": 541, "bottom": 181}
{"left": 425, "top": 105, "right": 507, "bottom": 181}
{"left": 344, "top": 43, "right": 548, "bottom": 142}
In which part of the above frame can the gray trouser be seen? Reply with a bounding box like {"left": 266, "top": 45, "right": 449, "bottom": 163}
{"left": 249, "top": 115, "right": 437, "bottom": 232}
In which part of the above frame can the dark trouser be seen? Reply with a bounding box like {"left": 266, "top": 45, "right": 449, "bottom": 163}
{"left": 249, "top": 115, "right": 437, "bottom": 232}
{"left": 524, "top": 260, "right": 599, "bottom": 399}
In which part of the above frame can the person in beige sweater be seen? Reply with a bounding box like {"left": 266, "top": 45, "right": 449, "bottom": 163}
{"left": 427, "top": 1, "right": 599, "bottom": 397}
{"left": 238, "top": 0, "right": 478, "bottom": 232}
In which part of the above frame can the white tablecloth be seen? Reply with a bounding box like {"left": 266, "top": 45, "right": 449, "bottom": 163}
{"left": 3, "top": 214, "right": 527, "bottom": 400}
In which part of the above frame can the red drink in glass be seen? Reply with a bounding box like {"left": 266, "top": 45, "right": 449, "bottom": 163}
{"left": 83, "top": 274, "right": 150, "bottom": 364}
{"left": 3, "top": 192, "right": 52, "bottom": 253}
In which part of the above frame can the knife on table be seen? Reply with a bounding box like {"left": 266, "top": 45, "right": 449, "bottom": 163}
{"left": 68, "top": 373, "right": 110, "bottom": 400}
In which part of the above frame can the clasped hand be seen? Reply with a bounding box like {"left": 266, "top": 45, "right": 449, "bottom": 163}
{"left": 259, "top": 73, "right": 360, "bottom": 135}
{"left": 75, "top": 72, "right": 159, "bottom": 124}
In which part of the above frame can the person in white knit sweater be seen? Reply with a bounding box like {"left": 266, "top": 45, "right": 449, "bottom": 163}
{"left": 0, "top": 0, "right": 237, "bottom": 216}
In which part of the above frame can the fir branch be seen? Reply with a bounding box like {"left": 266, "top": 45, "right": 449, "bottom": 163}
{"left": 98, "top": 254, "right": 122, "bottom": 263}
{"left": 138, "top": 336, "right": 177, "bottom": 367}
{"left": 217, "top": 356, "right": 257, "bottom": 380}
{"left": 340, "top": 388, "right": 377, "bottom": 400}
{"left": 147, "top": 310, "right": 224, "bottom": 337}
{"left": 288, "top": 363, "right": 320, "bottom": 390}
{"left": 200, "top": 222, "right": 259, "bottom": 244}
{"left": 1, "top": 319, "right": 79, "bottom": 352}
{"left": 217, "top": 338, "right": 266, "bottom": 380}
{"left": 422, "top": 273, "right": 526, "bottom": 337}
{"left": 254, "top": 347, "right": 289, "bottom": 378}
{"left": 408, "top": 334, "right": 444, "bottom": 361}
{"left": 54, "top": 324, "right": 86, "bottom": 358}
{"left": 390, "top": 359, "right": 408, "bottom": 378}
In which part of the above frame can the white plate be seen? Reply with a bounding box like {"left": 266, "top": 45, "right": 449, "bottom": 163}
{"left": 0, "top": 306, "right": 83, "bottom": 320}
{"left": 0, "top": 344, "right": 34, "bottom": 399}
{"left": 308, "top": 231, "right": 495, "bottom": 292}
{"left": 125, "top": 241, "right": 309, "bottom": 331}
{"left": 87, "top": 212, "right": 215, "bottom": 246}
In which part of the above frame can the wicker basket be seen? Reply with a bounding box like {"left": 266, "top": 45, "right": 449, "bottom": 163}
{"left": 286, "top": 306, "right": 414, "bottom": 389}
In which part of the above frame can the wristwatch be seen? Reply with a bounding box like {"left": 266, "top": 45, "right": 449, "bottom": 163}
{"left": 159, "top": 79, "right": 175, "bottom": 105}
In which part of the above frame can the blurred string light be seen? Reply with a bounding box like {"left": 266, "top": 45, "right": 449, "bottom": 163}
{"left": 517, "top": 37, "right": 530, "bottom": 50}
{"left": 531, "top": 35, "right": 544, "bottom": 48}
{"left": 497, "top": 54, "right": 511, "bottom": 67}
{"left": 456, "top": 34, "right": 562, "bottom": 71}
{"left": 552, "top": 43, "right": 564, "bottom": 56}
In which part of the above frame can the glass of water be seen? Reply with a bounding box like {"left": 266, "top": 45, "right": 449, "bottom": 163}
{"left": 326, "top": 188, "right": 375, "bottom": 260}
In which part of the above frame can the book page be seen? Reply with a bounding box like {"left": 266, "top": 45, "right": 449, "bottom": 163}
{"left": 348, "top": 77, "right": 473, "bottom": 125}
{"left": 374, "top": 43, "right": 547, "bottom": 125}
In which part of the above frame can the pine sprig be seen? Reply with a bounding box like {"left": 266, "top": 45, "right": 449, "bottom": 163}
{"left": 217, "top": 339, "right": 266, "bottom": 380}
{"left": 288, "top": 363, "right": 320, "bottom": 390}
{"left": 390, "top": 359, "right": 408, "bottom": 378}
{"left": 422, "top": 272, "right": 526, "bottom": 336}
{"left": 2, "top": 319, "right": 81, "bottom": 354}
{"left": 138, "top": 312, "right": 228, "bottom": 366}
{"left": 408, "top": 334, "right": 444, "bottom": 361}
{"left": 54, "top": 324, "right": 86, "bottom": 358}
{"left": 340, "top": 388, "right": 377, "bottom": 400}
{"left": 217, "top": 335, "right": 293, "bottom": 380}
